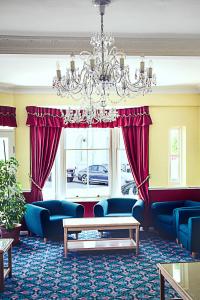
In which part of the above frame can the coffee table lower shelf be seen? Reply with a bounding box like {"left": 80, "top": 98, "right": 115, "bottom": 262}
{"left": 67, "top": 238, "right": 136, "bottom": 251}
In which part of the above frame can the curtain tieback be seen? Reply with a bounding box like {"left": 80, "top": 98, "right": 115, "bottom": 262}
{"left": 137, "top": 175, "right": 150, "bottom": 189}
{"left": 29, "top": 175, "right": 42, "bottom": 191}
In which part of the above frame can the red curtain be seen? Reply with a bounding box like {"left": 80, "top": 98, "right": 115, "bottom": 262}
{"left": 0, "top": 106, "right": 17, "bottom": 127}
{"left": 27, "top": 107, "right": 62, "bottom": 202}
{"left": 121, "top": 106, "right": 152, "bottom": 207}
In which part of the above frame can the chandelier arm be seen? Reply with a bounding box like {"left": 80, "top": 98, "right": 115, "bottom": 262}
{"left": 101, "top": 11, "right": 105, "bottom": 77}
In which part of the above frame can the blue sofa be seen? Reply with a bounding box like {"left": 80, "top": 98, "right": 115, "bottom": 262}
{"left": 151, "top": 200, "right": 200, "bottom": 238}
{"left": 24, "top": 200, "right": 84, "bottom": 240}
{"left": 94, "top": 198, "right": 145, "bottom": 224}
{"left": 175, "top": 207, "right": 200, "bottom": 257}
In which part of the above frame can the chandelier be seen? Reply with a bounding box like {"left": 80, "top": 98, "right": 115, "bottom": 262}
{"left": 53, "top": 0, "right": 156, "bottom": 125}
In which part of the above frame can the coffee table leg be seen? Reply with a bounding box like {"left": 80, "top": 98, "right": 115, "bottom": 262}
{"left": 64, "top": 228, "right": 68, "bottom": 258}
{"left": 0, "top": 253, "right": 4, "bottom": 292}
{"left": 135, "top": 225, "right": 139, "bottom": 255}
{"left": 8, "top": 246, "right": 12, "bottom": 278}
{"left": 129, "top": 228, "right": 133, "bottom": 240}
{"left": 160, "top": 271, "right": 165, "bottom": 300}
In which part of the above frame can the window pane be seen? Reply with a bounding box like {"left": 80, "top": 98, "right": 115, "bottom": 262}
{"left": 65, "top": 128, "right": 87, "bottom": 150}
{"left": 66, "top": 150, "right": 110, "bottom": 197}
{"left": 43, "top": 164, "right": 56, "bottom": 200}
{"left": 65, "top": 128, "right": 110, "bottom": 150}
{"left": 87, "top": 150, "right": 109, "bottom": 196}
{"left": 169, "top": 128, "right": 181, "bottom": 184}
{"left": 0, "top": 138, "right": 9, "bottom": 160}
{"left": 66, "top": 150, "right": 88, "bottom": 197}
{"left": 170, "top": 129, "right": 180, "bottom": 155}
{"left": 120, "top": 150, "right": 138, "bottom": 196}
{"left": 65, "top": 128, "right": 110, "bottom": 198}
{"left": 170, "top": 155, "right": 180, "bottom": 182}
{"left": 87, "top": 128, "right": 109, "bottom": 149}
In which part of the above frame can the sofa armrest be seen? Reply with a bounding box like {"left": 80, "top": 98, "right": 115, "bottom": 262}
{"left": 176, "top": 208, "right": 200, "bottom": 225}
{"left": 151, "top": 201, "right": 185, "bottom": 216}
{"left": 61, "top": 201, "right": 84, "bottom": 218}
{"left": 94, "top": 200, "right": 108, "bottom": 217}
{"left": 132, "top": 199, "right": 145, "bottom": 224}
{"left": 174, "top": 207, "right": 200, "bottom": 237}
{"left": 24, "top": 204, "right": 50, "bottom": 237}
{"left": 188, "top": 217, "right": 200, "bottom": 251}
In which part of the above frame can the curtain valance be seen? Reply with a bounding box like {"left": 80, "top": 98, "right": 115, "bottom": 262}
{"left": 26, "top": 106, "right": 64, "bottom": 127}
{"left": 0, "top": 106, "right": 17, "bottom": 127}
{"left": 26, "top": 105, "right": 152, "bottom": 128}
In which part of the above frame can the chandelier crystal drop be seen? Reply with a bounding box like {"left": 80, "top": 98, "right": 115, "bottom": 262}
{"left": 53, "top": 0, "right": 156, "bottom": 125}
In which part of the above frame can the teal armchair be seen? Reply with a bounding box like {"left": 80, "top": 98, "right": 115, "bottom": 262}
{"left": 94, "top": 197, "right": 145, "bottom": 225}
{"left": 151, "top": 200, "right": 200, "bottom": 238}
{"left": 175, "top": 207, "right": 200, "bottom": 257}
{"left": 24, "top": 200, "right": 84, "bottom": 241}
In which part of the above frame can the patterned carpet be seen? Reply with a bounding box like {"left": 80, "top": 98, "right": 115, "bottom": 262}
{"left": 1, "top": 230, "right": 198, "bottom": 300}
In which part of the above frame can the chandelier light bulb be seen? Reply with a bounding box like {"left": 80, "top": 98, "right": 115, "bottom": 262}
{"left": 56, "top": 62, "right": 61, "bottom": 81}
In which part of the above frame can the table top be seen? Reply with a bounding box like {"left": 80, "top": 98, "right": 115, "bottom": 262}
{"left": 0, "top": 238, "right": 13, "bottom": 253}
{"left": 157, "top": 262, "right": 200, "bottom": 300}
{"left": 63, "top": 217, "right": 140, "bottom": 228}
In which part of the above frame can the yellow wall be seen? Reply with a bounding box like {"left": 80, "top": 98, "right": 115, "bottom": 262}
{"left": 0, "top": 92, "right": 200, "bottom": 190}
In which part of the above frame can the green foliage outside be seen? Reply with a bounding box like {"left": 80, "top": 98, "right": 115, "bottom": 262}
{"left": 0, "top": 157, "right": 26, "bottom": 230}
{"left": 171, "top": 136, "right": 179, "bottom": 155}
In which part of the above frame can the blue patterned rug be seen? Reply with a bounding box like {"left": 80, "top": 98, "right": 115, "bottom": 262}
{"left": 1, "top": 230, "right": 198, "bottom": 300}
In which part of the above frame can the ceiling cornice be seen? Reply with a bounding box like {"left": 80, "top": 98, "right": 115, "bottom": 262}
{"left": 0, "top": 83, "right": 199, "bottom": 95}
{"left": 1, "top": 35, "right": 200, "bottom": 56}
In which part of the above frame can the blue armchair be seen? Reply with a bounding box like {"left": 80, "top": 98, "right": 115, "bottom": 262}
{"left": 24, "top": 200, "right": 84, "bottom": 241}
{"left": 94, "top": 198, "right": 145, "bottom": 224}
{"left": 175, "top": 208, "right": 200, "bottom": 257}
{"left": 151, "top": 200, "right": 200, "bottom": 238}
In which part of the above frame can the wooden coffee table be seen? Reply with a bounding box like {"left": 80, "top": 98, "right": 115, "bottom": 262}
{"left": 0, "top": 238, "right": 13, "bottom": 292}
{"left": 157, "top": 261, "right": 200, "bottom": 300}
{"left": 63, "top": 217, "right": 140, "bottom": 257}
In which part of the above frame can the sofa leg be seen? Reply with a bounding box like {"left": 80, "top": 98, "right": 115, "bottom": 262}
{"left": 44, "top": 238, "right": 47, "bottom": 243}
{"left": 192, "top": 252, "right": 198, "bottom": 258}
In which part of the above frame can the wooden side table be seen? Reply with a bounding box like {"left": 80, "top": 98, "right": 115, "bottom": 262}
{"left": 0, "top": 238, "right": 13, "bottom": 292}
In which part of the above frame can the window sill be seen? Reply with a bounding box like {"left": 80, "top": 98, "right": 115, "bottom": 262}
{"left": 65, "top": 197, "right": 104, "bottom": 203}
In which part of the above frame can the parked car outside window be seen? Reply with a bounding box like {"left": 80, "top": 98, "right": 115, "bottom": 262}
{"left": 78, "top": 164, "right": 108, "bottom": 185}
{"left": 121, "top": 181, "right": 138, "bottom": 195}
{"left": 67, "top": 168, "right": 75, "bottom": 182}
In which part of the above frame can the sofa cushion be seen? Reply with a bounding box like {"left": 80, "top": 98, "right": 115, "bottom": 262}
{"left": 157, "top": 214, "right": 173, "bottom": 225}
{"left": 50, "top": 215, "right": 73, "bottom": 221}
{"left": 106, "top": 213, "right": 132, "bottom": 217}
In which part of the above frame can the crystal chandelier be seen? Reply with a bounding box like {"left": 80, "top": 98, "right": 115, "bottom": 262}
{"left": 53, "top": 0, "right": 156, "bottom": 125}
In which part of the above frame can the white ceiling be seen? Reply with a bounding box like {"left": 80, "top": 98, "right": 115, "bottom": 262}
{"left": 0, "top": 0, "right": 200, "bottom": 36}
{"left": 0, "top": 1, "right": 200, "bottom": 90}
{"left": 0, "top": 54, "right": 200, "bottom": 89}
